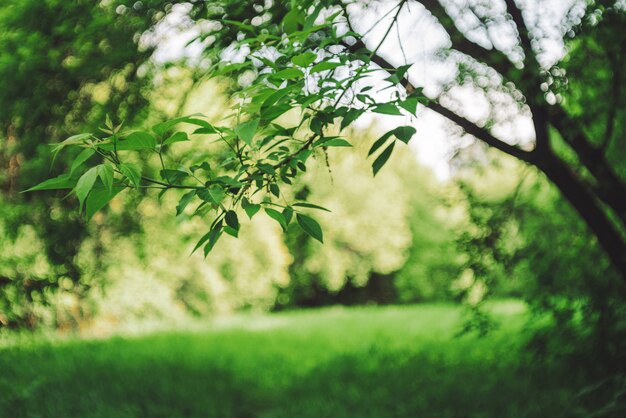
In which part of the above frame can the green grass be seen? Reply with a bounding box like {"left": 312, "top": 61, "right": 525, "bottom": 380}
{"left": 0, "top": 302, "right": 580, "bottom": 418}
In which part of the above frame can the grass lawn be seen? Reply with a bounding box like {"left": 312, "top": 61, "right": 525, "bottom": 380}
{"left": 0, "top": 301, "right": 581, "bottom": 418}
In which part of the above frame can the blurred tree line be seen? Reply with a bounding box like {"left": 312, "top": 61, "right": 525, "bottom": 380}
{"left": 0, "top": 0, "right": 168, "bottom": 328}
{"left": 1, "top": 0, "right": 625, "bottom": 384}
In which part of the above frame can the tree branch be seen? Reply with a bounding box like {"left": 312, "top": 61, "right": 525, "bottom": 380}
{"left": 538, "top": 151, "right": 626, "bottom": 282}
{"left": 346, "top": 39, "right": 534, "bottom": 163}
{"left": 503, "top": 0, "right": 535, "bottom": 67}
{"left": 500, "top": 0, "right": 554, "bottom": 155}
{"left": 549, "top": 106, "right": 626, "bottom": 226}
{"left": 415, "top": 0, "right": 515, "bottom": 77}
{"left": 426, "top": 101, "right": 534, "bottom": 163}
{"left": 601, "top": 54, "right": 622, "bottom": 151}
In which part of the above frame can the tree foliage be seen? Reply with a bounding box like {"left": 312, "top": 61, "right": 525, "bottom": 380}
{"left": 28, "top": 0, "right": 626, "bottom": 289}
{"left": 28, "top": 1, "right": 424, "bottom": 258}
{"left": 455, "top": 150, "right": 626, "bottom": 373}
{"left": 0, "top": 0, "right": 171, "bottom": 327}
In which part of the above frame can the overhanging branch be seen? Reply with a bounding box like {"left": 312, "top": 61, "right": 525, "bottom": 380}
{"left": 503, "top": 0, "right": 535, "bottom": 67}
{"left": 415, "top": 0, "right": 515, "bottom": 77}
{"left": 550, "top": 106, "right": 626, "bottom": 225}
{"left": 347, "top": 39, "right": 535, "bottom": 164}
{"left": 426, "top": 101, "right": 534, "bottom": 163}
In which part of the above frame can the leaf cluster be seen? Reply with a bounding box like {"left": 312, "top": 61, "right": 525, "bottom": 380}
{"left": 28, "top": 2, "right": 428, "bottom": 255}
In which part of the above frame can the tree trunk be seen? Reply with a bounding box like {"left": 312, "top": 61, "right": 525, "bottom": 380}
{"left": 536, "top": 150, "right": 626, "bottom": 282}
{"left": 550, "top": 110, "right": 626, "bottom": 228}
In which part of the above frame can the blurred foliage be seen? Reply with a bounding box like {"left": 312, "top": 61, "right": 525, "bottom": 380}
{"left": 454, "top": 147, "right": 626, "bottom": 375}
{"left": 1, "top": 55, "right": 461, "bottom": 329}
{"left": 0, "top": 2, "right": 625, "bottom": 413}
{"left": 276, "top": 127, "right": 459, "bottom": 308}
{"left": 70, "top": 122, "right": 458, "bottom": 328}
{"left": 1, "top": 7, "right": 624, "bottom": 406}
{"left": 561, "top": 1, "right": 625, "bottom": 175}
{"left": 0, "top": 0, "right": 177, "bottom": 327}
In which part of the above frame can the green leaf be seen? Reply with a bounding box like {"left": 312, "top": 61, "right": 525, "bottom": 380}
{"left": 257, "top": 163, "right": 276, "bottom": 175}
{"left": 152, "top": 114, "right": 208, "bottom": 136}
{"left": 373, "top": 103, "right": 403, "bottom": 116}
{"left": 273, "top": 68, "right": 304, "bottom": 80}
{"left": 23, "top": 174, "right": 75, "bottom": 192}
{"left": 176, "top": 190, "right": 196, "bottom": 216}
{"left": 292, "top": 202, "right": 331, "bottom": 212}
{"left": 56, "top": 133, "right": 92, "bottom": 147}
{"left": 97, "top": 164, "right": 114, "bottom": 194}
{"left": 265, "top": 208, "right": 287, "bottom": 231}
{"left": 191, "top": 162, "right": 211, "bottom": 174}
{"left": 309, "top": 115, "right": 324, "bottom": 134}
{"left": 119, "top": 163, "right": 141, "bottom": 187}
{"left": 212, "top": 62, "right": 251, "bottom": 77}
{"left": 261, "top": 103, "right": 293, "bottom": 123}
{"left": 235, "top": 119, "right": 260, "bottom": 146}
{"left": 254, "top": 56, "right": 279, "bottom": 70}
{"left": 224, "top": 225, "right": 239, "bottom": 238}
{"left": 120, "top": 131, "right": 157, "bottom": 150}
{"left": 51, "top": 133, "right": 92, "bottom": 163}
{"left": 269, "top": 183, "right": 280, "bottom": 198}
{"left": 203, "top": 221, "right": 223, "bottom": 257}
{"left": 242, "top": 198, "right": 261, "bottom": 219}
{"left": 223, "top": 19, "right": 255, "bottom": 33}
{"left": 105, "top": 114, "right": 114, "bottom": 130}
{"left": 70, "top": 148, "right": 95, "bottom": 176}
{"left": 225, "top": 210, "right": 239, "bottom": 231}
{"left": 195, "top": 220, "right": 223, "bottom": 257}
{"left": 208, "top": 186, "right": 225, "bottom": 205}
{"left": 299, "top": 94, "right": 322, "bottom": 109}
{"left": 192, "top": 223, "right": 216, "bottom": 255}
{"left": 160, "top": 169, "right": 189, "bottom": 184}
{"left": 398, "top": 97, "right": 418, "bottom": 115}
{"left": 368, "top": 126, "right": 415, "bottom": 158}
{"left": 192, "top": 126, "right": 218, "bottom": 135}
{"left": 340, "top": 108, "right": 365, "bottom": 130}
{"left": 320, "top": 138, "right": 352, "bottom": 147}
{"left": 163, "top": 131, "right": 189, "bottom": 146}
{"left": 368, "top": 132, "right": 394, "bottom": 156}
{"left": 75, "top": 167, "right": 98, "bottom": 210}
{"left": 297, "top": 150, "right": 312, "bottom": 163}
{"left": 213, "top": 176, "right": 242, "bottom": 187}
{"left": 395, "top": 63, "right": 413, "bottom": 80}
{"left": 304, "top": 2, "right": 324, "bottom": 29}
{"left": 385, "top": 63, "right": 413, "bottom": 84}
{"left": 392, "top": 126, "right": 416, "bottom": 144}
{"left": 291, "top": 52, "right": 317, "bottom": 67}
{"left": 310, "top": 61, "right": 342, "bottom": 74}
{"left": 282, "top": 9, "right": 304, "bottom": 34}
{"left": 261, "top": 87, "right": 295, "bottom": 116}
{"left": 85, "top": 182, "right": 124, "bottom": 220}
{"left": 372, "top": 142, "right": 395, "bottom": 176}
{"left": 282, "top": 206, "right": 293, "bottom": 225}
{"left": 296, "top": 213, "right": 323, "bottom": 243}
{"left": 99, "top": 131, "right": 157, "bottom": 151}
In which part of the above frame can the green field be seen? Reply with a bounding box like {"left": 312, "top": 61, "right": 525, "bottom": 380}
{"left": 0, "top": 302, "right": 581, "bottom": 418}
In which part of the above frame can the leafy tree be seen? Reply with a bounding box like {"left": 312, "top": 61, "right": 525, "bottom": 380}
{"left": 29, "top": 0, "right": 626, "bottom": 286}
{"left": 455, "top": 150, "right": 625, "bottom": 375}
{"left": 0, "top": 0, "right": 171, "bottom": 327}
{"left": 335, "top": 0, "right": 626, "bottom": 280}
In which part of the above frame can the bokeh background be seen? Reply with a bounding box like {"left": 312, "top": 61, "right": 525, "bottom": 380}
{"left": 0, "top": 1, "right": 624, "bottom": 417}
